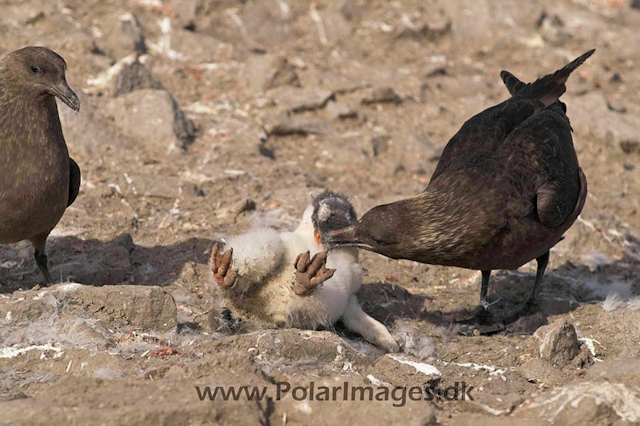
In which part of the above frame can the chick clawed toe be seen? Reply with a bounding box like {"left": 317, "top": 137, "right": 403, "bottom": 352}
{"left": 210, "top": 245, "right": 239, "bottom": 288}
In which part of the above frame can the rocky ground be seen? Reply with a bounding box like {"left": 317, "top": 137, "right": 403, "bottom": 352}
{"left": 1, "top": 0, "right": 640, "bottom": 424}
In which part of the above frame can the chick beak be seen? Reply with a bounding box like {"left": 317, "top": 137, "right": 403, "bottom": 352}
{"left": 50, "top": 79, "right": 80, "bottom": 112}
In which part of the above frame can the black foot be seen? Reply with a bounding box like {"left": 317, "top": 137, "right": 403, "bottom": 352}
{"left": 503, "top": 251, "right": 550, "bottom": 334}
{"left": 457, "top": 305, "right": 505, "bottom": 336}
{"left": 458, "top": 322, "right": 506, "bottom": 336}
{"left": 34, "top": 250, "right": 53, "bottom": 286}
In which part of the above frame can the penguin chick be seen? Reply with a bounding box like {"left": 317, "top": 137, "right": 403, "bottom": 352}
{"left": 210, "top": 190, "right": 399, "bottom": 352}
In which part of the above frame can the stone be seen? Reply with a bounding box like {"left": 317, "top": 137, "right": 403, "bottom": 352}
{"left": 258, "top": 144, "right": 276, "bottom": 159}
{"left": 64, "top": 285, "right": 177, "bottom": 331}
{"left": 516, "top": 379, "right": 640, "bottom": 425}
{"left": 120, "top": 13, "right": 147, "bottom": 54}
{"left": 371, "top": 134, "right": 392, "bottom": 156}
{"left": 103, "top": 89, "right": 196, "bottom": 151}
{"left": 397, "top": 21, "right": 452, "bottom": 42}
{"left": 424, "top": 65, "right": 448, "bottom": 78}
{"left": 316, "top": 10, "right": 352, "bottom": 45}
{"left": 620, "top": 139, "right": 640, "bottom": 155}
{"left": 86, "top": 55, "right": 162, "bottom": 97}
{"left": 53, "top": 233, "right": 135, "bottom": 285}
{"left": 361, "top": 87, "right": 402, "bottom": 105}
{"left": 517, "top": 358, "right": 574, "bottom": 387}
{"left": 326, "top": 101, "right": 357, "bottom": 120}
{"left": 23, "top": 11, "right": 46, "bottom": 26}
{"left": 265, "top": 117, "right": 327, "bottom": 136}
{"left": 1, "top": 279, "right": 176, "bottom": 332}
{"left": 535, "top": 319, "right": 581, "bottom": 367}
{"left": 585, "top": 357, "right": 640, "bottom": 383}
{"left": 59, "top": 93, "right": 127, "bottom": 158}
{"left": 507, "top": 311, "right": 548, "bottom": 334}
{"left": 243, "top": 54, "right": 299, "bottom": 91}
{"left": 274, "top": 87, "right": 335, "bottom": 113}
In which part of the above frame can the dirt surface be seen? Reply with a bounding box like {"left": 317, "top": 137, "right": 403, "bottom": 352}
{"left": 2, "top": 0, "right": 640, "bottom": 425}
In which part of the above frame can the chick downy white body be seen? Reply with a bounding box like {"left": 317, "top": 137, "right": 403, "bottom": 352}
{"left": 216, "top": 205, "right": 399, "bottom": 352}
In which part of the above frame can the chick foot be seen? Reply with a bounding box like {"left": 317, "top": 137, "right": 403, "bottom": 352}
{"left": 210, "top": 245, "right": 239, "bottom": 288}
{"left": 293, "top": 251, "right": 335, "bottom": 296}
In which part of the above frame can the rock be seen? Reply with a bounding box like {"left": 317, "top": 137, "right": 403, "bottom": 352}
{"left": 514, "top": 358, "right": 640, "bottom": 424}
{"left": 265, "top": 117, "right": 327, "bottom": 136}
{"left": 258, "top": 143, "right": 276, "bottom": 159}
{"left": 610, "top": 72, "right": 623, "bottom": 83}
{"left": 59, "top": 93, "right": 127, "bottom": 158}
{"left": 506, "top": 311, "right": 548, "bottom": 334}
{"left": 316, "top": 10, "right": 352, "bottom": 45}
{"left": 23, "top": 11, "right": 46, "bottom": 26}
{"left": 274, "top": 87, "right": 335, "bottom": 113}
{"left": 424, "top": 65, "right": 447, "bottom": 78}
{"left": 397, "top": 21, "right": 452, "bottom": 42}
{"left": 464, "top": 359, "right": 640, "bottom": 424}
{"left": 53, "top": 233, "right": 135, "bottom": 285}
{"left": 361, "top": 87, "right": 402, "bottom": 105}
{"left": 516, "top": 378, "right": 640, "bottom": 424}
{"left": 243, "top": 54, "right": 300, "bottom": 91}
{"left": 103, "top": 89, "right": 196, "bottom": 151}
{"left": 371, "top": 134, "right": 392, "bottom": 156}
{"left": 120, "top": 13, "right": 147, "bottom": 54}
{"left": 86, "top": 55, "right": 162, "bottom": 97}
{"left": 180, "top": 182, "right": 205, "bottom": 197}
{"left": 585, "top": 357, "right": 640, "bottom": 383}
{"left": 517, "top": 358, "right": 574, "bottom": 387}
{"left": 326, "top": 101, "right": 357, "bottom": 120}
{"left": 1, "top": 280, "right": 176, "bottom": 332}
{"left": 620, "top": 139, "right": 640, "bottom": 155}
{"left": 63, "top": 285, "right": 177, "bottom": 331}
{"left": 535, "top": 319, "right": 581, "bottom": 367}
{"left": 235, "top": 199, "right": 256, "bottom": 216}
{"left": 317, "top": 71, "right": 369, "bottom": 95}
{"left": 607, "top": 100, "right": 627, "bottom": 114}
